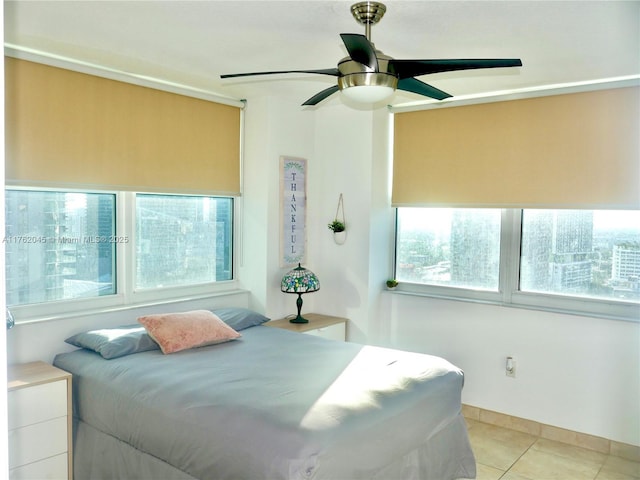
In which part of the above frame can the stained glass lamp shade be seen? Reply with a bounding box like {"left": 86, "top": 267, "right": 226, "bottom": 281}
{"left": 281, "top": 263, "right": 320, "bottom": 324}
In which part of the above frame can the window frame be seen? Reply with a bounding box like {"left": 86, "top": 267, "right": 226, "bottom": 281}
{"left": 6, "top": 187, "right": 238, "bottom": 323}
{"left": 393, "top": 208, "right": 640, "bottom": 322}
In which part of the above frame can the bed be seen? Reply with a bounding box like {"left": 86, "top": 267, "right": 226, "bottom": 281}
{"left": 53, "top": 310, "right": 476, "bottom": 480}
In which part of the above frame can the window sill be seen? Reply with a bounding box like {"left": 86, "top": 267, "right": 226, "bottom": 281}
{"left": 10, "top": 287, "right": 249, "bottom": 325}
{"left": 382, "top": 287, "right": 640, "bottom": 323}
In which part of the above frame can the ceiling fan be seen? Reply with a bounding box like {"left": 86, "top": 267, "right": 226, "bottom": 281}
{"left": 221, "top": 1, "right": 523, "bottom": 106}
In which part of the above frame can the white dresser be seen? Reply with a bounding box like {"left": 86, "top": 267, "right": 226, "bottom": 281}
{"left": 8, "top": 362, "right": 73, "bottom": 480}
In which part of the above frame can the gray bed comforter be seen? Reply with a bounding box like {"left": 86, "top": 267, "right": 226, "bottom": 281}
{"left": 54, "top": 325, "right": 475, "bottom": 479}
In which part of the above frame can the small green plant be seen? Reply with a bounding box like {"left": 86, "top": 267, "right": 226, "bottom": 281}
{"left": 328, "top": 220, "right": 345, "bottom": 233}
{"left": 386, "top": 279, "right": 398, "bottom": 288}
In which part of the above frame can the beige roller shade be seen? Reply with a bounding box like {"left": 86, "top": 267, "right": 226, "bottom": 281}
{"left": 392, "top": 87, "right": 639, "bottom": 209}
{"left": 5, "top": 57, "right": 241, "bottom": 195}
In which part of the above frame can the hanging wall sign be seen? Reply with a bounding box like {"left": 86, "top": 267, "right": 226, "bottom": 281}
{"left": 280, "top": 156, "right": 307, "bottom": 267}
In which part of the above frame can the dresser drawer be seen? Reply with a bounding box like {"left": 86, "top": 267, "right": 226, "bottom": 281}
{"left": 9, "top": 416, "right": 68, "bottom": 468}
{"left": 8, "top": 380, "right": 67, "bottom": 430}
{"left": 9, "top": 453, "right": 68, "bottom": 480}
{"left": 303, "top": 322, "right": 346, "bottom": 341}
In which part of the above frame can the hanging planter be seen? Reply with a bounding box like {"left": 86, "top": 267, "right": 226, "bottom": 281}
{"left": 333, "top": 229, "right": 347, "bottom": 245}
{"left": 328, "top": 194, "right": 347, "bottom": 245}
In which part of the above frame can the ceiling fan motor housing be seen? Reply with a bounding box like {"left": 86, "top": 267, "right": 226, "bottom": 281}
{"left": 337, "top": 72, "right": 398, "bottom": 92}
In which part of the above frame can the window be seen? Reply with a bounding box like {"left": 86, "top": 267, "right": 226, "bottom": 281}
{"left": 5, "top": 188, "right": 234, "bottom": 313}
{"left": 395, "top": 208, "right": 640, "bottom": 320}
{"left": 5, "top": 190, "right": 116, "bottom": 306}
{"left": 396, "top": 208, "right": 501, "bottom": 291}
{"left": 136, "top": 194, "right": 232, "bottom": 289}
{"left": 520, "top": 210, "right": 640, "bottom": 302}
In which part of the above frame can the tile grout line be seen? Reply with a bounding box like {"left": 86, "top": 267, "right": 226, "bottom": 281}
{"left": 479, "top": 432, "right": 617, "bottom": 480}
{"left": 465, "top": 413, "right": 639, "bottom": 478}
{"left": 593, "top": 461, "right": 607, "bottom": 480}
{"left": 499, "top": 437, "right": 539, "bottom": 479}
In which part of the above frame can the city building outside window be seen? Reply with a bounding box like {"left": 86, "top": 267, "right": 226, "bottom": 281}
{"left": 396, "top": 208, "right": 501, "bottom": 291}
{"left": 136, "top": 194, "right": 232, "bottom": 289}
{"left": 520, "top": 210, "right": 640, "bottom": 301}
{"left": 395, "top": 208, "right": 640, "bottom": 319}
{"left": 4, "top": 190, "right": 116, "bottom": 306}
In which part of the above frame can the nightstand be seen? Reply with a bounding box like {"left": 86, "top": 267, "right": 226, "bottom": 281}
{"left": 8, "top": 361, "right": 73, "bottom": 480}
{"left": 266, "top": 313, "right": 347, "bottom": 341}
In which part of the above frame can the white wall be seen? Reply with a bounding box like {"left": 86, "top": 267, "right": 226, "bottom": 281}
{"left": 239, "top": 95, "right": 388, "bottom": 332}
{"left": 308, "top": 104, "right": 378, "bottom": 343}
{"left": 239, "top": 96, "right": 395, "bottom": 341}
{"left": 378, "top": 293, "right": 640, "bottom": 446}
{"left": 238, "top": 95, "right": 316, "bottom": 318}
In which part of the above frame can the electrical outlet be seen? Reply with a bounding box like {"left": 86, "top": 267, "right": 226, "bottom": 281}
{"left": 506, "top": 356, "right": 516, "bottom": 378}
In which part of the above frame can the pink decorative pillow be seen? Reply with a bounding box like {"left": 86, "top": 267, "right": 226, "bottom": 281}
{"left": 138, "top": 310, "right": 241, "bottom": 354}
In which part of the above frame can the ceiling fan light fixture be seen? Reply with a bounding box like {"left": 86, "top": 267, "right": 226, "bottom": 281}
{"left": 338, "top": 72, "right": 398, "bottom": 103}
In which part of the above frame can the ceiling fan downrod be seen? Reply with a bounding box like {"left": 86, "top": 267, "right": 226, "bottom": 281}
{"left": 350, "top": 1, "right": 386, "bottom": 42}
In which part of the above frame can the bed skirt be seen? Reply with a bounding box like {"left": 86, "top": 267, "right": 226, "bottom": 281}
{"left": 72, "top": 416, "right": 475, "bottom": 480}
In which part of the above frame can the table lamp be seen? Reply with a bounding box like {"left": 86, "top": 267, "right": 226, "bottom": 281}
{"left": 281, "top": 263, "right": 320, "bottom": 323}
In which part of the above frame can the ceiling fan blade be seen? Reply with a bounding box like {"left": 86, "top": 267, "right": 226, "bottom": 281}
{"left": 221, "top": 68, "right": 340, "bottom": 79}
{"left": 302, "top": 85, "right": 340, "bottom": 106}
{"left": 340, "top": 33, "right": 378, "bottom": 71}
{"left": 397, "top": 78, "right": 452, "bottom": 101}
{"left": 389, "top": 58, "right": 522, "bottom": 79}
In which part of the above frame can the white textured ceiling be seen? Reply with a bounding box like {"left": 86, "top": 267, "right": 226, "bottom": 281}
{"left": 4, "top": 1, "right": 640, "bottom": 108}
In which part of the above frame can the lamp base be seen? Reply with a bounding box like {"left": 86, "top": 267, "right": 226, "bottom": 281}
{"left": 289, "top": 315, "right": 309, "bottom": 324}
{"left": 289, "top": 293, "right": 309, "bottom": 323}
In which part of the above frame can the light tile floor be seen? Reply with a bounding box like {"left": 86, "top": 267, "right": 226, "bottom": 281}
{"left": 466, "top": 419, "right": 640, "bottom": 480}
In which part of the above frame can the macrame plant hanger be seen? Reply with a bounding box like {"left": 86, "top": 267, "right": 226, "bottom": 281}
{"left": 333, "top": 193, "right": 346, "bottom": 245}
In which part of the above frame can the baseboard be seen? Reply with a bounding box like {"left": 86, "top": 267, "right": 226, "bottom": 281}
{"left": 462, "top": 404, "right": 640, "bottom": 462}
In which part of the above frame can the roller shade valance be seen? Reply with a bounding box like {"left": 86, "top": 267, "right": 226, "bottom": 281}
{"left": 5, "top": 57, "right": 241, "bottom": 195}
{"left": 392, "top": 86, "right": 639, "bottom": 209}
